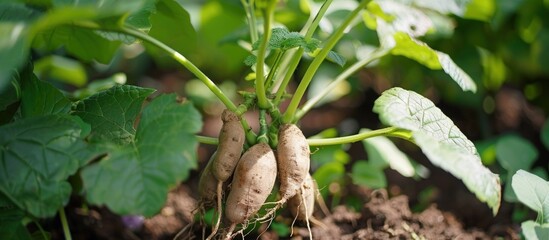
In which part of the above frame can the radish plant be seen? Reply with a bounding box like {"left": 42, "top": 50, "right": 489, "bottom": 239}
{"left": 0, "top": 0, "right": 502, "bottom": 238}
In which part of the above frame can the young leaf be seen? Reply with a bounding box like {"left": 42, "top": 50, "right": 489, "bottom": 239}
{"left": 0, "top": 115, "right": 99, "bottom": 217}
{"left": 512, "top": 170, "right": 549, "bottom": 223}
{"left": 74, "top": 85, "right": 155, "bottom": 145}
{"left": 327, "top": 51, "right": 347, "bottom": 67}
{"left": 361, "top": 131, "right": 415, "bottom": 177}
{"left": 370, "top": 0, "right": 434, "bottom": 38}
{"left": 373, "top": 87, "right": 501, "bottom": 214}
{"left": 20, "top": 71, "right": 72, "bottom": 118}
{"left": 521, "top": 220, "right": 549, "bottom": 240}
{"left": 81, "top": 94, "right": 202, "bottom": 216}
{"left": 147, "top": 0, "right": 197, "bottom": 56}
{"left": 436, "top": 51, "right": 477, "bottom": 92}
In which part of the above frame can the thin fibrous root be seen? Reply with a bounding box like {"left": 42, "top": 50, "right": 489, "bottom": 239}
{"left": 205, "top": 181, "right": 224, "bottom": 240}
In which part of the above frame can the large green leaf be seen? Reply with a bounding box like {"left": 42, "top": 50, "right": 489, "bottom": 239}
{"left": 0, "top": 193, "right": 32, "bottom": 240}
{"left": 147, "top": 0, "right": 197, "bottom": 56}
{"left": 81, "top": 94, "right": 202, "bottom": 216}
{"left": 74, "top": 85, "right": 155, "bottom": 145}
{"left": 0, "top": 115, "right": 98, "bottom": 217}
{"left": 373, "top": 87, "right": 501, "bottom": 214}
{"left": 512, "top": 170, "right": 549, "bottom": 223}
{"left": 20, "top": 70, "right": 72, "bottom": 118}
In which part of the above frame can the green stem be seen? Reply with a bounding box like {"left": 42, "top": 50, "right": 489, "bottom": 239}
{"left": 59, "top": 207, "right": 72, "bottom": 240}
{"left": 197, "top": 135, "right": 219, "bottom": 145}
{"left": 255, "top": 2, "right": 276, "bottom": 109}
{"left": 272, "top": 0, "right": 334, "bottom": 103}
{"left": 282, "top": 0, "right": 369, "bottom": 123}
{"left": 72, "top": 21, "right": 258, "bottom": 142}
{"left": 33, "top": 220, "right": 48, "bottom": 240}
{"left": 294, "top": 49, "right": 388, "bottom": 121}
{"left": 265, "top": 50, "right": 284, "bottom": 92}
{"left": 257, "top": 110, "right": 269, "bottom": 144}
{"left": 306, "top": 127, "right": 412, "bottom": 147}
{"left": 241, "top": 0, "right": 258, "bottom": 43}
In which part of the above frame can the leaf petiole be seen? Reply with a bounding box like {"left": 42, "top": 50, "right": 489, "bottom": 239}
{"left": 255, "top": 0, "right": 277, "bottom": 109}
{"left": 306, "top": 127, "right": 412, "bottom": 147}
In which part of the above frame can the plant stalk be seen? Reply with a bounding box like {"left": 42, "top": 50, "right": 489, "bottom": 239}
{"left": 306, "top": 127, "right": 412, "bottom": 146}
{"left": 282, "top": 0, "right": 369, "bottom": 123}
{"left": 59, "top": 207, "right": 72, "bottom": 240}
{"left": 255, "top": 1, "right": 277, "bottom": 109}
{"left": 272, "top": 0, "right": 334, "bottom": 103}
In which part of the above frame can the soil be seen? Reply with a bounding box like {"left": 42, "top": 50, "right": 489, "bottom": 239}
{"left": 43, "top": 178, "right": 520, "bottom": 240}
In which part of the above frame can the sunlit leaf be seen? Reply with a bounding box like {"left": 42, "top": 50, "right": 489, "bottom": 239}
{"left": 512, "top": 170, "right": 549, "bottom": 223}
{"left": 373, "top": 87, "right": 501, "bottom": 214}
{"left": 74, "top": 85, "right": 155, "bottom": 145}
{"left": 81, "top": 94, "right": 202, "bottom": 216}
{"left": 391, "top": 32, "right": 440, "bottom": 69}
{"left": 0, "top": 115, "right": 99, "bottom": 217}
{"left": 370, "top": 0, "right": 433, "bottom": 38}
{"left": 436, "top": 51, "right": 477, "bottom": 92}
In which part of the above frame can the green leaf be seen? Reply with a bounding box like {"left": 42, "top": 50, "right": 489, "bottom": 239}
{"left": 326, "top": 51, "right": 347, "bottom": 67}
{"left": 125, "top": 0, "right": 157, "bottom": 30}
{"left": 371, "top": 0, "right": 434, "bottom": 38}
{"left": 313, "top": 162, "right": 345, "bottom": 198}
{"left": 20, "top": 70, "right": 72, "bottom": 118}
{"left": 0, "top": 75, "right": 21, "bottom": 124}
{"left": 34, "top": 55, "right": 87, "bottom": 87}
{"left": 385, "top": 32, "right": 477, "bottom": 92}
{"left": 74, "top": 85, "right": 155, "bottom": 145}
{"left": 52, "top": 0, "right": 146, "bottom": 18}
{"left": 436, "top": 51, "right": 477, "bottom": 92}
{"left": 512, "top": 170, "right": 549, "bottom": 223}
{"left": 351, "top": 160, "right": 387, "bottom": 189}
{"left": 403, "top": 0, "right": 471, "bottom": 16}
{"left": 522, "top": 220, "right": 549, "bottom": 240}
{"left": 0, "top": 193, "right": 33, "bottom": 240}
{"left": 542, "top": 119, "right": 549, "bottom": 150}
{"left": 148, "top": 0, "right": 197, "bottom": 56}
{"left": 71, "top": 73, "right": 127, "bottom": 100}
{"left": 33, "top": 25, "right": 121, "bottom": 64}
{"left": 361, "top": 130, "right": 415, "bottom": 177}
{"left": 0, "top": 115, "right": 99, "bottom": 217}
{"left": 391, "top": 32, "right": 441, "bottom": 69}
{"left": 0, "top": 22, "right": 30, "bottom": 91}
{"left": 496, "top": 134, "right": 538, "bottom": 172}
{"left": 373, "top": 87, "right": 501, "bottom": 214}
{"left": 81, "top": 94, "right": 202, "bottom": 216}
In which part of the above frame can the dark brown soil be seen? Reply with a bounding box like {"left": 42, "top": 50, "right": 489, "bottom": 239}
{"left": 45, "top": 181, "right": 519, "bottom": 240}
